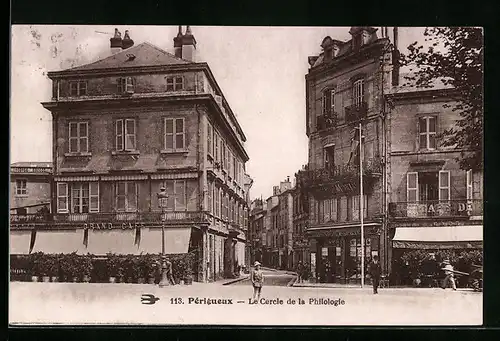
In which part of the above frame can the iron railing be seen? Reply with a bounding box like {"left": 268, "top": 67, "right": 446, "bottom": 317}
{"left": 345, "top": 101, "right": 368, "bottom": 124}
{"left": 388, "top": 199, "right": 483, "bottom": 218}
{"left": 10, "top": 211, "right": 211, "bottom": 225}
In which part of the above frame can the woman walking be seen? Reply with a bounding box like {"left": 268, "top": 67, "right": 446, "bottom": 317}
{"left": 251, "top": 261, "right": 264, "bottom": 303}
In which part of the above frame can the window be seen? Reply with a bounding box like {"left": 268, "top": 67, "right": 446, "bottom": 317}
{"left": 116, "top": 181, "right": 138, "bottom": 212}
{"left": 330, "top": 89, "right": 335, "bottom": 113}
{"left": 407, "top": 172, "right": 418, "bottom": 202}
{"left": 339, "top": 196, "right": 348, "bottom": 222}
{"left": 222, "top": 142, "right": 227, "bottom": 171}
{"left": 164, "top": 118, "right": 185, "bottom": 151}
{"left": 207, "top": 181, "right": 213, "bottom": 213}
{"left": 69, "top": 122, "right": 89, "bottom": 153}
{"left": 439, "top": 170, "right": 450, "bottom": 201}
{"left": 115, "top": 119, "right": 136, "bottom": 151}
{"left": 57, "top": 183, "right": 69, "bottom": 213}
{"left": 166, "top": 76, "right": 184, "bottom": 91}
{"left": 15, "top": 179, "right": 27, "bottom": 195}
{"left": 419, "top": 116, "right": 437, "bottom": 150}
{"left": 324, "top": 145, "right": 335, "bottom": 170}
{"left": 353, "top": 79, "right": 364, "bottom": 106}
{"left": 57, "top": 182, "right": 98, "bottom": 213}
{"left": 419, "top": 172, "right": 439, "bottom": 201}
{"left": 322, "top": 89, "right": 334, "bottom": 115}
{"left": 351, "top": 195, "right": 368, "bottom": 220}
{"left": 215, "top": 186, "right": 220, "bottom": 217}
{"left": 233, "top": 155, "right": 237, "bottom": 180}
{"left": 69, "top": 81, "right": 87, "bottom": 96}
{"left": 117, "top": 77, "right": 134, "bottom": 94}
{"left": 214, "top": 133, "right": 219, "bottom": 163}
{"left": 466, "top": 169, "right": 473, "bottom": 200}
{"left": 207, "top": 123, "right": 213, "bottom": 156}
{"left": 162, "top": 180, "right": 187, "bottom": 211}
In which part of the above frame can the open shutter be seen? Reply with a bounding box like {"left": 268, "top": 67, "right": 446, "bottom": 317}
{"left": 57, "top": 183, "right": 69, "bottom": 213}
{"left": 407, "top": 172, "right": 418, "bottom": 202}
{"left": 89, "top": 182, "right": 99, "bottom": 212}
{"left": 466, "top": 169, "right": 473, "bottom": 200}
{"left": 115, "top": 119, "right": 123, "bottom": 151}
{"left": 439, "top": 170, "right": 450, "bottom": 201}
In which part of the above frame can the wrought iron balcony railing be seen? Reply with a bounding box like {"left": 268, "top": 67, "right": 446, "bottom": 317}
{"left": 316, "top": 111, "right": 338, "bottom": 131}
{"left": 10, "top": 211, "right": 211, "bottom": 225}
{"left": 345, "top": 101, "right": 368, "bottom": 124}
{"left": 388, "top": 199, "right": 483, "bottom": 219}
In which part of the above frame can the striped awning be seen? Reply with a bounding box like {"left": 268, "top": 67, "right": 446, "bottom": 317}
{"left": 54, "top": 176, "right": 99, "bottom": 182}
{"left": 100, "top": 174, "right": 148, "bottom": 181}
{"left": 31, "top": 230, "right": 86, "bottom": 254}
{"left": 151, "top": 172, "right": 198, "bottom": 180}
{"left": 10, "top": 230, "right": 32, "bottom": 255}
{"left": 138, "top": 227, "right": 191, "bottom": 254}
{"left": 86, "top": 229, "right": 140, "bottom": 255}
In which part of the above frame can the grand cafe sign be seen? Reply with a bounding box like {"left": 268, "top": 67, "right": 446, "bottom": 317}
{"left": 84, "top": 222, "right": 146, "bottom": 230}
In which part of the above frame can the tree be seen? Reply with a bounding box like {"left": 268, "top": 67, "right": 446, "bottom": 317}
{"left": 400, "top": 27, "right": 483, "bottom": 170}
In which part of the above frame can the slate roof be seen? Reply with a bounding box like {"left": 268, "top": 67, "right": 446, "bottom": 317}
{"left": 66, "top": 42, "right": 190, "bottom": 72}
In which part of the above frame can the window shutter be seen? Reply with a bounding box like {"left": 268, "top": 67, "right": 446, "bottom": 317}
{"left": 466, "top": 169, "right": 473, "bottom": 200}
{"left": 407, "top": 172, "right": 418, "bottom": 202}
{"left": 439, "top": 170, "right": 450, "bottom": 201}
{"left": 57, "top": 183, "right": 69, "bottom": 213}
{"left": 116, "top": 119, "right": 123, "bottom": 151}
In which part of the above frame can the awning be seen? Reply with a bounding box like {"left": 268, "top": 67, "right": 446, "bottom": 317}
{"left": 31, "top": 230, "right": 86, "bottom": 254}
{"left": 10, "top": 230, "right": 32, "bottom": 255}
{"left": 138, "top": 227, "right": 192, "bottom": 255}
{"left": 86, "top": 229, "right": 140, "bottom": 255}
{"left": 392, "top": 225, "right": 483, "bottom": 249}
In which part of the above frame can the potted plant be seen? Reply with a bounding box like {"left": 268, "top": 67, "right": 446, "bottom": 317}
{"left": 106, "top": 253, "right": 120, "bottom": 283}
{"left": 48, "top": 254, "right": 60, "bottom": 282}
{"left": 81, "top": 254, "right": 93, "bottom": 283}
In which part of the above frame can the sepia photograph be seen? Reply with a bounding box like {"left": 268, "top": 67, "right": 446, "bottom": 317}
{"left": 9, "top": 25, "right": 483, "bottom": 326}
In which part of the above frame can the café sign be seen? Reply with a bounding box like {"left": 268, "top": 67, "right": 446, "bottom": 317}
{"left": 84, "top": 222, "right": 145, "bottom": 230}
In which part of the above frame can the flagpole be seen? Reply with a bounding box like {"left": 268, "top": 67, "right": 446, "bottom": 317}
{"left": 359, "top": 121, "right": 364, "bottom": 288}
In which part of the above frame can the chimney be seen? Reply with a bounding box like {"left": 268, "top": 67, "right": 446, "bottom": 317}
{"left": 173, "top": 25, "right": 183, "bottom": 58}
{"left": 181, "top": 25, "right": 197, "bottom": 62}
{"left": 392, "top": 27, "right": 400, "bottom": 86}
{"left": 110, "top": 28, "right": 122, "bottom": 54}
{"left": 122, "top": 30, "right": 134, "bottom": 49}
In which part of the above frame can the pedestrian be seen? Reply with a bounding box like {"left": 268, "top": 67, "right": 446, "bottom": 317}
{"left": 368, "top": 255, "right": 381, "bottom": 294}
{"left": 296, "top": 261, "right": 304, "bottom": 283}
{"left": 251, "top": 261, "right": 264, "bottom": 303}
{"left": 441, "top": 259, "right": 457, "bottom": 291}
{"left": 165, "top": 258, "right": 175, "bottom": 285}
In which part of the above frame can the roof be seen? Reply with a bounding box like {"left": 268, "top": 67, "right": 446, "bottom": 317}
{"left": 11, "top": 162, "right": 52, "bottom": 168}
{"left": 387, "top": 72, "right": 455, "bottom": 95}
{"left": 65, "top": 42, "right": 190, "bottom": 72}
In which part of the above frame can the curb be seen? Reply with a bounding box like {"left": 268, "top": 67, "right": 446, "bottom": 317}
{"left": 222, "top": 276, "right": 249, "bottom": 286}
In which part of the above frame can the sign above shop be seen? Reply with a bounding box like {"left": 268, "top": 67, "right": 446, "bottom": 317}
{"left": 84, "top": 222, "right": 145, "bottom": 230}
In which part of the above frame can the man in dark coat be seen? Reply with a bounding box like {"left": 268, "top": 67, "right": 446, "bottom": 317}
{"left": 369, "top": 255, "right": 382, "bottom": 294}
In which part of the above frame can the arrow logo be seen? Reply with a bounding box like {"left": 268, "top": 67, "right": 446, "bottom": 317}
{"left": 141, "top": 294, "right": 160, "bottom": 305}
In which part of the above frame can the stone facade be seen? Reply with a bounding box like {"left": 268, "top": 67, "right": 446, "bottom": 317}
{"left": 10, "top": 162, "right": 52, "bottom": 214}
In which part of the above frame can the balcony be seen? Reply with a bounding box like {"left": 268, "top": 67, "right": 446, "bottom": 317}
{"left": 316, "top": 111, "right": 338, "bottom": 131}
{"left": 388, "top": 199, "right": 483, "bottom": 219}
{"left": 297, "top": 158, "right": 382, "bottom": 198}
{"left": 10, "top": 211, "right": 210, "bottom": 228}
{"left": 345, "top": 101, "right": 368, "bottom": 124}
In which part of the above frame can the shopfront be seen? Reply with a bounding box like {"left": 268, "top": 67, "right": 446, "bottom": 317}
{"left": 308, "top": 223, "right": 381, "bottom": 284}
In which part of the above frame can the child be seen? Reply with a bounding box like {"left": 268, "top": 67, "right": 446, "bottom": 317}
{"left": 251, "top": 261, "right": 264, "bottom": 303}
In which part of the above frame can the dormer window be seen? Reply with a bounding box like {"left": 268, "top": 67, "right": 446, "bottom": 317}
{"left": 118, "top": 77, "right": 135, "bottom": 94}
{"left": 166, "top": 76, "right": 184, "bottom": 91}
{"left": 69, "top": 81, "right": 87, "bottom": 96}
{"left": 333, "top": 46, "right": 340, "bottom": 57}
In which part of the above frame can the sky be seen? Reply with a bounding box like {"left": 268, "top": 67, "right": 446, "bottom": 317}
{"left": 10, "top": 26, "right": 425, "bottom": 199}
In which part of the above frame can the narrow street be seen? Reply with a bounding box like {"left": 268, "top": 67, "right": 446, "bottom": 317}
{"left": 10, "top": 270, "right": 482, "bottom": 326}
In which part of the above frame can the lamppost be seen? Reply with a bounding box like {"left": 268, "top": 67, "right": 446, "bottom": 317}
{"left": 157, "top": 186, "right": 170, "bottom": 287}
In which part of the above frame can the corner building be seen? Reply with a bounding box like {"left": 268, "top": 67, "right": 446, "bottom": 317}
{"left": 301, "top": 27, "right": 395, "bottom": 283}
{"left": 29, "top": 26, "right": 251, "bottom": 282}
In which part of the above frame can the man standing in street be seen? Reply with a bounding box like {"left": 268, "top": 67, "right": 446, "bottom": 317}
{"left": 441, "top": 259, "right": 457, "bottom": 291}
{"left": 296, "top": 261, "right": 304, "bottom": 283}
{"left": 369, "top": 255, "right": 381, "bottom": 294}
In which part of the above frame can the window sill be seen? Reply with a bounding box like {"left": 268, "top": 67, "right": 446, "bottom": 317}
{"left": 112, "top": 150, "right": 140, "bottom": 156}
{"left": 64, "top": 152, "right": 92, "bottom": 157}
{"left": 161, "top": 149, "right": 189, "bottom": 155}
{"left": 15, "top": 194, "right": 29, "bottom": 198}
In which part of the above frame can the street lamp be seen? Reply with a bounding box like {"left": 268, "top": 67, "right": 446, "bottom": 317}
{"left": 157, "top": 186, "right": 170, "bottom": 287}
